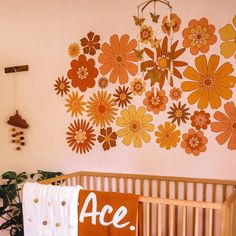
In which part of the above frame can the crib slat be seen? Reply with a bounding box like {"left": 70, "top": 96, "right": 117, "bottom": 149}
{"left": 124, "top": 178, "right": 128, "bottom": 193}
{"left": 158, "top": 204, "right": 162, "bottom": 236}
{"left": 146, "top": 203, "right": 150, "bottom": 236}
{"left": 175, "top": 181, "right": 179, "bottom": 235}
{"left": 212, "top": 184, "right": 216, "bottom": 236}
{"left": 222, "top": 184, "right": 226, "bottom": 202}
{"left": 203, "top": 184, "right": 207, "bottom": 236}
{"left": 86, "top": 176, "right": 90, "bottom": 189}
{"left": 132, "top": 178, "right": 136, "bottom": 194}
{"left": 208, "top": 209, "right": 213, "bottom": 236}
{"left": 194, "top": 207, "right": 199, "bottom": 236}
{"left": 182, "top": 206, "right": 187, "bottom": 236}
{"left": 166, "top": 181, "right": 170, "bottom": 236}
{"left": 149, "top": 180, "right": 152, "bottom": 236}
{"left": 193, "top": 183, "right": 197, "bottom": 235}
{"left": 169, "top": 205, "right": 174, "bottom": 236}
{"left": 108, "top": 177, "right": 112, "bottom": 192}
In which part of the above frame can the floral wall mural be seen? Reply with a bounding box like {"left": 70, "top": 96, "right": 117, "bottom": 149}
{"left": 53, "top": 12, "right": 236, "bottom": 157}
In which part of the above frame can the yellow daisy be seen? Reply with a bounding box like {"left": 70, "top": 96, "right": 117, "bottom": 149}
{"left": 65, "top": 91, "right": 86, "bottom": 117}
{"left": 181, "top": 54, "right": 236, "bottom": 109}
{"left": 219, "top": 15, "right": 236, "bottom": 59}
{"left": 86, "top": 91, "right": 118, "bottom": 127}
{"left": 68, "top": 43, "right": 80, "bottom": 58}
{"left": 155, "top": 122, "right": 180, "bottom": 150}
{"left": 116, "top": 105, "right": 154, "bottom": 148}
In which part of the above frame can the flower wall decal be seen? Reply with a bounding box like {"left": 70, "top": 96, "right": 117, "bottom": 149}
{"left": 54, "top": 12, "right": 236, "bottom": 156}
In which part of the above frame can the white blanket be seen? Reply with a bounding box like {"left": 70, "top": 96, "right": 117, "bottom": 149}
{"left": 23, "top": 182, "right": 82, "bottom": 236}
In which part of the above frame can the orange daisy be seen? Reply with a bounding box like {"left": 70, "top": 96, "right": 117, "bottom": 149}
{"left": 169, "top": 87, "right": 182, "bottom": 101}
{"left": 181, "top": 129, "right": 208, "bottom": 156}
{"left": 182, "top": 18, "right": 217, "bottom": 55}
{"left": 211, "top": 101, "right": 236, "bottom": 150}
{"left": 98, "top": 34, "right": 138, "bottom": 84}
{"left": 86, "top": 90, "right": 118, "bottom": 127}
{"left": 190, "top": 110, "right": 211, "bottom": 130}
{"left": 141, "top": 36, "right": 187, "bottom": 88}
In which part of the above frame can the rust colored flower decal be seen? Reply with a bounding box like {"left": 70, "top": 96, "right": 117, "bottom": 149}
{"left": 98, "top": 34, "right": 138, "bottom": 84}
{"left": 80, "top": 31, "right": 100, "bottom": 56}
{"left": 141, "top": 36, "right": 187, "bottom": 88}
{"left": 113, "top": 86, "right": 132, "bottom": 108}
{"left": 181, "top": 54, "right": 236, "bottom": 109}
{"left": 67, "top": 54, "right": 98, "bottom": 92}
{"left": 54, "top": 76, "right": 70, "bottom": 97}
{"left": 130, "top": 78, "right": 146, "bottom": 96}
{"left": 182, "top": 18, "right": 217, "bottom": 55}
{"left": 68, "top": 43, "right": 80, "bottom": 58}
{"left": 169, "top": 87, "right": 182, "bottom": 101}
{"left": 219, "top": 15, "right": 236, "bottom": 60}
{"left": 140, "top": 25, "right": 154, "bottom": 44}
{"left": 211, "top": 101, "right": 236, "bottom": 150}
{"left": 181, "top": 129, "right": 208, "bottom": 156}
{"left": 65, "top": 91, "right": 86, "bottom": 117}
{"left": 168, "top": 102, "right": 190, "bottom": 126}
{"left": 161, "top": 13, "right": 181, "bottom": 35}
{"left": 98, "top": 77, "right": 109, "bottom": 89}
{"left": 143, "top": 88, "right": 168, "bottom": 114}
{"left": 66, "top": 119, "right": 96, "bottom": 154}
{"left": 86, "top": 90, "right": 118, "bottom": 127}
{"left": 190, "top": 110, "right": 211, "bottom": 130}
{"left": 155, "top": 122, "right": 181, "bottom": 150}
{"left": 97, "top": 127, "right": 117, "bottom": 151}
{"left": 116, "top": 105, "right": 154, "bottom": 147}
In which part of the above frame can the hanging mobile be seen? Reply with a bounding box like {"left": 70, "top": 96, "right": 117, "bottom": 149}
{"left": 5, "top": 65, "right": 29, "bottom": 151}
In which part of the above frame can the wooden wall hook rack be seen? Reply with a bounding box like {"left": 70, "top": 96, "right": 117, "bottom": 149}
{"left": 4, "top": 65, "right": 29, "bottom": 74}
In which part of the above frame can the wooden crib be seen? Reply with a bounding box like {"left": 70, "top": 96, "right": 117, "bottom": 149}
{"left": 39, "top": 171, "right": 236, "bottom": 236}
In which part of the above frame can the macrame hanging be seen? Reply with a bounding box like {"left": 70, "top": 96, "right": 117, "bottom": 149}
{"left": 5, "top": 65, "right": 29, "bottom": 151}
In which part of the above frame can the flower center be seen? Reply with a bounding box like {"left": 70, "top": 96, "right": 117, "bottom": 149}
{"left": 188, "top": 136, "right": 200, "bottom": 148}
{"left": 175, "top": 110, "right": 182, "bottom": 118}
{"left": 157, "top": 56, "right": 169, "bottom": 71}
{"left": 151, "top": 96, "right": 160, "bottom": 106}
{"left": 196, "top": 115, "right": 205, "bottom": 126}
{"left": 72, "top": 100, "right": 80, "bottom": 109}
{"left": 232, "top": 122, "right": 236, "bottom": 129}
{"left": 88, "top": 40, "right": 94, "bottom": 47}
{"left": 120, "top": 93, "right": 127, "bottom": 101}
{"left": 77, "top": 66, "right": 88, "bottom": 80}
{"left": 130, "top": 121, "right": 140, "bottom": 132}
{"left": 116, "top": 55, "right": 123, "bottom": 63}
{"left": 141, "top": 29, "right": 151, "bottom": 40}
{"left": 134, "top": 83, "right": 142, "bottom": 91}
{"left": 173, "top": 91, "right": 179, "bottom": 97}
{"left": 98, "top": 104, "right": 106, "bottom": 113}
{"left": 104, "top": 135, "right": 111, "bottom": 143}
{"left": 200, "top": 74, "right": 215, "bottom": 88}
{"left": 165, "top": 132, "right": 171, "bottom": 138}
{"left": 59, "top": 83, "right": 65, "bottom": 90}
{"left": 75, "top": 129, "right": 86, "bottom": 143}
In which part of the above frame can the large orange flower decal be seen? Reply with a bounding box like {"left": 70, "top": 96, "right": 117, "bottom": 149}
{"left": 181, "top": 54, "right": 236, "bottom": 109}
{"left": 141, "top": 36, "right": 187, "bottom": 88}
{"left": 211, "top": 101, "right": 236, "bottom": 150}
{"left": 67, "top": 54, "right": 98, "bottom": 92}
{"left": 98, "top": 34, "right": 138, "bottom": 84}
{"left": 182, "top": 18, "right": 217, "bottom": 55}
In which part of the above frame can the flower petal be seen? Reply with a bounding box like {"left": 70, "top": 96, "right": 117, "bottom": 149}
{"left": 195, "top": 55, "right": 207, "bottom": 76}
{"left": 213, "top": 111, "right": 230, "bottom": 123}
{"left": 118, "top": 66, "right": 129, "bottom": 84}
{"left": 220, "top": 41, "right": 236, "bottom": 59}
{"left": 110, "top": 34, "right": 120, "bottom": 54}
{"left": 214, "top": 62, "right": 234, "bottom": 78}
{"left": 140, "top": 131, "right": 151, "bottom": 143}
{"left": 125, "top": 61, "right": 138, "bottom": 76}
{"left": 215, "top": 129, "right": 232, "bottom": 145}
{"left": 228, "top": 131, "right": 236, "bottom": 150}
{"left": 219, "top": 24, "right": 236, "bottom": 41}
{"left": 133, "top": 134, "right": 142, "bottom": 147}
{"left": 215, "top": 85, "right": 232, "bottom": 100}
{"left": 198, "top": 89, "right": 209, "bottom": 109}
{"left": 207, "top": 55, "right": 220, "bottom": 75}
{"left": 211, "top": 122, "right": 229, "bottom": 132}
{"left": 183, "top": 66, "right": 201, "bottom": 81}
{"left": 122, "top": 132, "right": 133, "bottom": 146}
{"left": 117, "top": 128, "right": 128, "bottom": 137}
{"left": 109, "top": 68, "right": 119, "bottom": 83}
{"left": 209, "top": 89, "right": 221, "bottom": 109}
{"left": 181, "top": 81, "right": 199, "bottom": 91}
{"left": 187, "top": 88, "right": 203, "bottom": 105}
{"left": 224, "top": 101, "right": 236, "bottom": 120}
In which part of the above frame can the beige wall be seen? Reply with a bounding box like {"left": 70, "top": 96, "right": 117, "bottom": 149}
{"left": 0, "top": 0, "right": 235, "bottom": 200}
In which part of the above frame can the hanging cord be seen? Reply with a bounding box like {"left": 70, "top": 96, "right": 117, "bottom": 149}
{"left": 13, "top": 68, "right": 17, "bottom": 112}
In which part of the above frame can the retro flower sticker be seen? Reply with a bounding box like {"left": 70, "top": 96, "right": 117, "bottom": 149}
{"left": 181, "top": 129, "right": 208, "bottom": 156}
{"left": 130, "top": 78, "right": 146, "bottom": 96}
{"left": 161, "top": 13, "right": 181, "bottom": 35}
{"left": 155, "top": 122, "right": 181, "bottom": 150}
{"left": 97, "top": 127, "right": 117, "bottom": 151}
{"left": 66, "top": 119, "right": 96, "bottom": 154}
{"left": 190, "top": 110, "right": 211, "bottom": 130}
{"left": 68, "top": 43, "right": 80, "bottom": 58}
{"left": 67, "top": 54, "right": 98, "bottom": 92}
{"left": 219, "top": 15, "right": 236, "bottom": 59}
{"left": 65, "top": 91, "right": 86, "bottom": 117}
{"left": 98, "top": 34, "right": 138, "bottom": 84}
{"left": 169, "top": 87, "right": 182, "bottom": 101}
{"left": 211, "top": 101, "right": 236, "bottom": 150}
{"left": 141, "top": 36, "right": 187, "bottom": 88}
{"left": 116, "top": 105, "right": 155, "bottom": 148}
{"left": 54, "top": 76, "right": 70, "bottom": 97}
{"left": 182, "top": 18, "right": 217, "bottom": 55}
{"left": 80, "top": 31, "right": 101, "bottom": 56}
{"left": 140, "top": 25, "right": 154, "bottom": 44}
{"left": 113, "top": 86, "right": 132, "bottom": 108}
{"left": 86, "top": 91, "right": 118, "bottom": 127}
{"left": 181, "top": 54, "right": 236, "bottom": 109}
{"left": 143, "top": 88, "right": 168, "bottom": 114}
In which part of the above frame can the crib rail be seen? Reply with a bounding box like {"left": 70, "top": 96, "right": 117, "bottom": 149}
{"left": 39, "top": 171, "right": 236, "bottom": 236}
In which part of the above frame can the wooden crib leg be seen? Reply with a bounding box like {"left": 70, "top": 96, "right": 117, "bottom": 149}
{"left": 182, "top": 206, "right": 187, "bottom": 236}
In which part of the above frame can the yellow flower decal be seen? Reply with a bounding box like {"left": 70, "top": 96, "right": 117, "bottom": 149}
{"left": 65, "top": 91, "right": 86, "bottom": 117}
{"left": 68, "top": 43, "right": 80, "bottom": 58}
{"left": 116, "top": 105, "right": 154, "bottom": 148}
{"left": 155, "top": 122, "right": 180, "bottom": 150}
{"left": 130, "top": 78, "right": 146, "bottom": 96}
{"left": 181, "top": 54, "right": 236, "bottom": 109}
{"left": 219, "top": 15, "right": 236, "bottom": 59}
{"left": 140, "top": 25, "right": 154, "bottom": 44}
